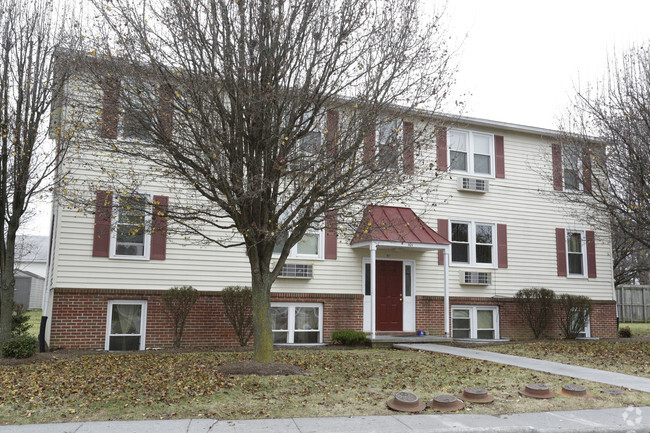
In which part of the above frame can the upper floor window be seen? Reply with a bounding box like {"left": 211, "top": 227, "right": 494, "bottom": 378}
{"left": 451, "top": 221, "right": 495, "bottom": 266}
{"left": 273, "top": 228, "right": 324, "bottom": 259}
{"left": 121, "top": 85, "right": 156, "bottom": 141}
{"left": 448, "top": 129, "right": 494, "bottom": 176}
{"left": 377, "top": 119, "right": 402, "bottom": 171}
{"left": 563, "top": 151, "right": 582, "bottom": 192}
{"left": 290, "top": 113, "right": 324, "bottom": 171}
{"left": 110, "top": 194, "right": 151, "bottom": 259}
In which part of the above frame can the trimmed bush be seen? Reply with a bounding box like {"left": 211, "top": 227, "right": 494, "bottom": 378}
{"left": 556, "top": 294, "right": 593, "bottom": 339}
{"left": 331, "top": 330, "right": 368, "bottom": 346}
{"left": 162, "top": 285, "right": 200, "bottom": 347}
{"left": 618, "top": 326, "right": 632, "bottom": 338}
{"left": 2, "top": 335, "right": 37, "bottom": 359}
{"left": 221, "top": 286, "right": 254, "bottom": 346}
{"left": 513, "top": 288, "right": 556, "bottom": 339}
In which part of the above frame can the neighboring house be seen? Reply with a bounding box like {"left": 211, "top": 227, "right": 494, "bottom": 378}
{"left": 14, "top": 235, "right": 49, "bottom": 310}
{"left": 43, "top": 75, "right": 618, "bottom": 351}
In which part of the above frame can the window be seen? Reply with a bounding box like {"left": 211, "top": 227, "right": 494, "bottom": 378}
{"left": 271, "top": 303, "right": 322, "bottom": 344}
{"left": 563, "top": 149, "right": 582, "bottom": 191}
{"left": 290, "top": 113, "right": 324, "bottom": 171}
{"left": 452, "top": 306, "right": 498, "bottom": 339}
{"left": 110, "top": 194, "right": 151, "bottom": 259}
{"left": 566, "top": 230, "right": 586, "bottom": 276}
{"left": 273, "top": 228, "right": 323, "bottom": 259}
{"left": 448, "top": 129, "right": 494, "bottom": 176}
{"left": 451, "top": 221, "right": 495, "bottom": 266}
{"left": 121, "top": 83, "right": 157, "bottom": 141}
{"left": 105, "top": 300, "right": 147, "bottom": 350}
{"left": 377, "top": 119, "right": 402, "bottom": 171}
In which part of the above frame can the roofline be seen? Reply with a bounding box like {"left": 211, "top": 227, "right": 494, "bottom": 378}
{"left": 437, "top": 113, "right": 561, "bottom": 138}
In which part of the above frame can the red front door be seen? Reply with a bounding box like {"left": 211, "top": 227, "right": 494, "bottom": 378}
{"left": 376, "top": 260, "right": 403, "bottom": 331}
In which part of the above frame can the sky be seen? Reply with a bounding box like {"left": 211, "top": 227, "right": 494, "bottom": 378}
{"left": 438, "top": 0, "right": 650, "bottom": 129}
{"left": 20, "top": 0, "right": 650, "bottom": 236}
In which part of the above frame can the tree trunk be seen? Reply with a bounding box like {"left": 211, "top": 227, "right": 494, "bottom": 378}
{"left": 0, "top": 238, "right": 16, "bottom": 345}
{"left": 251, "top": 271, "right": 273, "bottom": 363}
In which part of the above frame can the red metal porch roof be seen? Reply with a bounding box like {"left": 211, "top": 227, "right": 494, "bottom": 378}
{"left": 351, "top": 206, "right": 450, "bottom": 246}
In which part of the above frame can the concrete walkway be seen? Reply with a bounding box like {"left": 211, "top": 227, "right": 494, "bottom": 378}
{"left": 1, "top": 407, "right": 649, "bottom": 432}
{"left": 395, "top": 343, "right": 650, "bottom": 393}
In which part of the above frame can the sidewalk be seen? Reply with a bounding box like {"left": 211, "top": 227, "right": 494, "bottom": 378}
{"left": 1, "top": 407, "right": 649, "bottom": 432}
{"left": 394, "top": 343, "right": 650, "bottom": 393}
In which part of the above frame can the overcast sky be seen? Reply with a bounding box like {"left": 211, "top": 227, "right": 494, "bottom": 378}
{"left": 21, "top": 0, "right": 650, "bottom": 236}
{"left": 440, "top": 0, "right": 650, "bottom": 129}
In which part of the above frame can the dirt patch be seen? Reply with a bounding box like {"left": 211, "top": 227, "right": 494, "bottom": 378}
{"left": 217, "top": 360, "right": 306, "bottom": 376}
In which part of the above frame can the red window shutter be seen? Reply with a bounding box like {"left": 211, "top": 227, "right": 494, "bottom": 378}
{"left": 151, "top": 195, "right": 169, "bottom": 260}
{"left": 497, "top": 224, "right": 508, "bottom": 268}
{"left": 495, "top": 135, "right": 505, "bottom": 178}
{"left": 326, "top": 110, "right": 339, "bottom": 156}
{"left": 586, "top": 230, "right": 597, "bottom": 278}
{"left": 101, "top": 78, "right": 121, "bottom": 139}
{"left": 93, "top": 191, "right": 112, "bottom": 257}
{"left": 363, "top": 125, "right": 375, "bottom": 163}
{"left": 437, "top": 219, "right": 448, "bottom": 265}
{"left": 324, "top": 210, "right": 338, "bottom": 260}
{"left": 159, "top": 84, "right": 174, "bottom": 141}
{"left": 436, "top": 126, "right": 447, "bottom": 171}
{"left": 582, "top": 147, "right": 592, "bottom": 194}
{"left": 403, "top": 121, "right": 414, "bottom": 174}
{"left": 556, "top": 228, "right": 567, "bottom": 276}
{"left": 552, "top": 143, "right": 563, "bottom": 191}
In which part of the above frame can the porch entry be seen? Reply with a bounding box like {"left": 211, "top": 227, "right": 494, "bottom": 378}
{"left": 376, "top": 260, "right": 403, "bottom": 331}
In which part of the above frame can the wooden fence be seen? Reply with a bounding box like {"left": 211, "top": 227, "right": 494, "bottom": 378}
{"left": 616, "top": 285, "right": 650, "bottom": 323}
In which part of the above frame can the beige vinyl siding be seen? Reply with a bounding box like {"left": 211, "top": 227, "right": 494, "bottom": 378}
{"left": 51, "top": 88, "right": 614, "bottom": 301}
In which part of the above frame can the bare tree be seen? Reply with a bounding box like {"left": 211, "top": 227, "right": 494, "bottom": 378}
{"left": 557, "top": 45, "right": 650, "bottom": 254}
{"left": 0, "top": 0, "right": 77, "bottom": 345}
{"left": 612, "top": 226, "right": 650, "bottom": 286}
{"left": 69, "top": 0, "right": 457, "bottom": 362}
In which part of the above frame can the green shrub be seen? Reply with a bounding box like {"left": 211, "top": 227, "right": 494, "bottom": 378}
{"left": 513, "top": 288, "right": 556, "bottom": 339}
{"left": 162, "top": 286, "right": 200, "bottom": 347}
{"left": 331, "top": 330, "right": 368, "bottom": 346}
{"left": 2, "top": 335, "right": 37, "bottom": 359}
{"left": 556, "top": 294, "right": 593, "bottom": 339}
{"left": 221, "top": 286, "right": 253, "bottom": 346}
{"left": 618, "top": 326, "right": 632, "bottom": 338}
{"left": 12, "top": 303, "right": 31, "bottom": 337}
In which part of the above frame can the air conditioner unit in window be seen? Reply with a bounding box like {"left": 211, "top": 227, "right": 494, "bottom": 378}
{"left": 459, "top": 270, "right": 491, "bottom": 285}
{"left": 458, "top": 177, "right": 489, "bottom": 193}
{"left": 279, "top": 263, "right": 314, "bottom": 279}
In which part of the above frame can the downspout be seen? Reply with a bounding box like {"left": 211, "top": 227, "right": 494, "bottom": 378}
{"left": 370, "top": 242, "right": 377, "bottom": 339}
{"left": 443, "top": 246, "right": 450, "bottom": 338}
{"left": 39, "top": 198, "right": 57, "bottom": 352}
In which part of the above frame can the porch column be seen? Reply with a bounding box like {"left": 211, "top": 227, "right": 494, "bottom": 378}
{"left": 370, "top": 242, "right": 377, "bottom": 339}
{"left": 443, "top": 246, "right": 450, "bottom": 338}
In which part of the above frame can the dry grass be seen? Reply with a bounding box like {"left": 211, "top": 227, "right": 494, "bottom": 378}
{"left": 0, "top": 348, "right": 648, "bottom": 425}
{"left": 620, "top": 322, "right": 650, "bottom": 338}
{"left": 481, "top": 340, "right": 650, "bottom": 378}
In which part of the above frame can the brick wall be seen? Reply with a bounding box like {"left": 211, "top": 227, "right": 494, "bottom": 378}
{"left": 415, "top": 295, "right": 618, "bottom": 339}
{"left": 49, "top": 289, "right": 363, "bottom": 349}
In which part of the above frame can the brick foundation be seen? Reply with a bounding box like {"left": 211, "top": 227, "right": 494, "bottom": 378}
{"left": 416, "top": 296, "right": 618, "bottom": 339}
{"left": 49, "top": 289, "right": 617, "bottom": 349}
{"left": 49, "top": 288, "right": 363, "bottom": 349}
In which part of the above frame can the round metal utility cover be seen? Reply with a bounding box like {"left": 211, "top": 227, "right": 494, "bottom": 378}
{"left": 456, "top": 386, "right": 495, "bottom": 403}
{"left": 559, "top": 384, "right": 590, "bottom": 398}
{"left": 386, "top": 392, "right": 426, "bottom": 413}
{"left": 427, "top": 394, "right": 465, "bottom": 411}
{"left": 519, "top": 383, "right": 555, "bottom": 399}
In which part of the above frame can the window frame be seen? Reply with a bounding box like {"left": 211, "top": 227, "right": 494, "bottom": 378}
{"left": 447, "top": 128, "right": 495, "bottom": 178}
{"left": 566, "top": 229, "right": 587, "bottom": 278}
{"left": 291, "top": 112, "right": 326, "bottom": 171}
{"left": 109, "top": 193, "right": 153, "bottom": 260}
{"left": 273, "top": 227, "right": 325, "bottom": 260}
{"left": 562, "top": 150, "right": 583, "bottom": 192}
{"left": 105, "top": 300, "right": 147, "bottom": 351}
{"left": 449, "top": 220, "right": 497, "bottom": 268}
{"left": 270, "top": 302, "right": 323, "bottom": 344}
{"left": 451, "top": 305, "right": 499, "bottom": 340}
{"left": 376, "top": 119, "right": 403, "bottom": 172}
{"left": 118, "top": 80, "right": 158, "bottom": 143}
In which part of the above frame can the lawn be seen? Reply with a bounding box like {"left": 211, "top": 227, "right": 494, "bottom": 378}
{"left": 481, "top": 340, "right": 650, "bottom": 378}
{"left": 0, "top": 349, "right": 648, "bottom": 425}
{"left": 620, "top": 322, "right": 650, "bottom": 338}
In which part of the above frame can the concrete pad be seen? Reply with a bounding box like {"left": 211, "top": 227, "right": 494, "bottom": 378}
{"left": 209, "top": 418, "right": 300, "bottom": 433}
{"left": 0, "top": 423, "right": 83, "bottom": 433}
{"left": 396, "top": 343, "right": 650, "bottom": 393}
{"left": 75, "top": 419, "right": 193, "bottom": 433}
{"left": 293, "top": 415, "right": 411, "bottom": 432}
{"left": 393, "top": 413, "right": 509, "bottom": 431}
